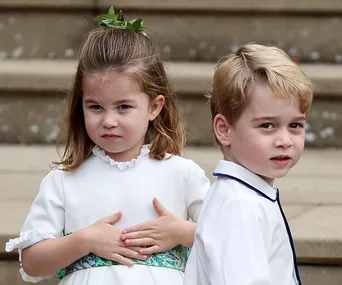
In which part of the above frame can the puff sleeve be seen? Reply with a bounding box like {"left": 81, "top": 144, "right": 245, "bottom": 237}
{"left": 5, "top": 169, "right": 65, "bottom": 282}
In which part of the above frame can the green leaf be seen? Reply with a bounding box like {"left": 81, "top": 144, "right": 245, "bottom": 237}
{"left": 117, "top": 10, "right": 124, "bottom": 22}
{"left": 130, "top": 18, "right": 142, "bottom": 30}
{"left": 138, "top": 21, "right": 147, "bottom": 31}
{"left": 94, "top": 8, "right": 148, "bottom": 36}
{"left": 108, "top": 7, "right": 115, "bottom": 17}
{"left": 108, "top": 8, "right": 118, "bottom": 22}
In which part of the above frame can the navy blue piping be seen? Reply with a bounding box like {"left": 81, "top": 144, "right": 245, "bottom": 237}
{"left": 213, "top": 172, "right": 277, "bottom": 202}
{"left": 276, "top": 190, "right": 302, "bottom": 285}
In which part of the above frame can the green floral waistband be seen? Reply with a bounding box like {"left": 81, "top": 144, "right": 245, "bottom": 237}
{"left": 57, "top": 245, "right": 190, "bottom": 281}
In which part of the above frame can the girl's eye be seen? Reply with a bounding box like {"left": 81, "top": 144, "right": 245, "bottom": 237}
{"left": 118, "top": 104, "right": 131, "bottom": 110}
{"left": 260, "top": 123, "right": 274, "bottom": 129}
{"left": 89, "top": 104, "right": 103, "bottom": 110}
{"left": 290, "top": 123, "right": 304, "bottom": 129}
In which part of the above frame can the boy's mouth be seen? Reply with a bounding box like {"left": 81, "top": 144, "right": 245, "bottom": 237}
{"left": 270, "top": 155, "right": 291, "bottom": 161}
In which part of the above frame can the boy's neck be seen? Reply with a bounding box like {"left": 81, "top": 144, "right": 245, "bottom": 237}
{"left": 222, "top": 151, "right": 275, "bottom": 186}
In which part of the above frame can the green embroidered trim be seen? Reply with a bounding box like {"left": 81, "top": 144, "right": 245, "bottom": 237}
{"left": 57, "top": 246, "right": 190, "bottom": 281}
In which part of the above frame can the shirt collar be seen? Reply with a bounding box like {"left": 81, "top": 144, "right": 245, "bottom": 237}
{"left": 213, "top": 160, "right": 277, "bottom": 202}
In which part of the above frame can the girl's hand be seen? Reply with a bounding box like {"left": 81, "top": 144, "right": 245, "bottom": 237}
{"left": 121, "top": 198, "right": 196, "bottom": 255}
{"left": 82, "top": 212, "right": 148, "bottom": 266}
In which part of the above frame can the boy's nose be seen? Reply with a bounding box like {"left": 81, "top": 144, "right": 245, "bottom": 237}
{"left": 274, "top": 130, "right": 293, "bottom": 148}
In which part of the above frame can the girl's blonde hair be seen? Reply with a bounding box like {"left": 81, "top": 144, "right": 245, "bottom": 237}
{"left": 55, "top": 28, "right": 185, "bottom": 171}
{"left": 210, "top": 44, "right": 313, "bottom": 128}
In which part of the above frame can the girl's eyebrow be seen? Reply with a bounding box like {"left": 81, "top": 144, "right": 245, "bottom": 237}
{"left": 83, "top": 98, "right": 135, "bottom": 105}
{"left": 114, "top": 99, "right": 135, "bottom": 105}
{"left": 83, "top": 98, "right": 99, "bottom": 104}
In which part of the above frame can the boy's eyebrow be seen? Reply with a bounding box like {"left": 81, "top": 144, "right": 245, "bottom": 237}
{"left": 252, "top": 115, "right": 306, "bottom": 122}
{"left": 292, "top": 115, "right": 306, "bottom": 121}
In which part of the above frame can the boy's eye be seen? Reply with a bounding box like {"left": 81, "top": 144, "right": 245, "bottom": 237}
{"left": 290, "top": 123, "right": 304, "bottom": 129}
{"left": 260, "top": 123, "right": 274, "bottom": 129}
{"left": 89, "top": 104, "right": 103, "bottom": 110}
{"left": 118, "top": 104, "right": 131, "bottom": 110}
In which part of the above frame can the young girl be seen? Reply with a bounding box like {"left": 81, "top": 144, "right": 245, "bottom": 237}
{"left": 5, "top": 9, "right": 210, "bottom": 285}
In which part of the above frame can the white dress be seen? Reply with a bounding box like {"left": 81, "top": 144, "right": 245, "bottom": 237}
{"left": 6, "top": 145, "right": 210, "bottom": 284}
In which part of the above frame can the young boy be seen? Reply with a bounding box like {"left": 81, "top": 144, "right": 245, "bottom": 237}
{"left": 184, "top": 44, "right": 313, "bottom": 285}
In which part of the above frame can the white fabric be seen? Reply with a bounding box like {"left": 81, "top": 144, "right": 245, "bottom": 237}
{"left": 6, "top": 146, "right": 210, "bottom": 284}
{"left": 92, "top": 144, "right": 151, "bottom": 171}
{"left": 6, "top": 230, "right": 57, "bottom": 282}
{"left": 184, "top": 160, "right": 299, "bottom": 285}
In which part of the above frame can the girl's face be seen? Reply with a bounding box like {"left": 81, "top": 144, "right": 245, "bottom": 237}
{"left": 82, "top": 71, "right": 164, "bottom": 162}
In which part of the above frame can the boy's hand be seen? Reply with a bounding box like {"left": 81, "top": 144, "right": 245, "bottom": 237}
{"left": 81, "top": 212, "right": 147, "bottom": 266}
{"left": 121, "top": 198, "right": 191, "bottom": 255}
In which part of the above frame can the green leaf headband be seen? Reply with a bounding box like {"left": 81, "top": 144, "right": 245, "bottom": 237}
{"left": 95, "top": 7, "right": 148, "bottom": 36}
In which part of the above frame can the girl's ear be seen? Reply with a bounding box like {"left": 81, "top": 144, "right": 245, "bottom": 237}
{"left": 213, "top": 114, "right": 231, "bottom": 146}
{"left": 148, "top": 95, "right": 165, "bottom": 121}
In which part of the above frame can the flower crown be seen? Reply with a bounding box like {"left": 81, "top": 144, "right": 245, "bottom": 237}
{"left": 95, "top": 7, "right": 148, "bottom": 36}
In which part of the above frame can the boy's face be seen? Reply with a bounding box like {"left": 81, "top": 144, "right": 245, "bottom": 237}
{"left": 223, "top": 84, "right": 306, "bottom": 185}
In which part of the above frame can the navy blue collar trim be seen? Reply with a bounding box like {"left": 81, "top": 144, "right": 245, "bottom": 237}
{"left": 213, "top": 172, "right": 277, "bottom": 203}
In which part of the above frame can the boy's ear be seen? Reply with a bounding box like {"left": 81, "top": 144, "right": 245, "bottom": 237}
{"left": 148, "top": 95, "right": 165, "bottom": 121}
{"left": 213, "top": 114, "right": 231, "bottom": 146}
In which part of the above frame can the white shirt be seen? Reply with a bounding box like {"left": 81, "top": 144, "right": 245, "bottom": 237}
{"left": 184, "top": 160, "right": 301, "bottom": 285}
{"left": 6, "top": 145, "right": 210, "bottom": 285}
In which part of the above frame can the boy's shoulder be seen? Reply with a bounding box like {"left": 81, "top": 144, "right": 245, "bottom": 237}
{"left": 212, "top": 160, "right": 278, "bottom": 206}
{"left": 204, "top": 176, "right": 279, "bottom": 229}
{"left": 213, "top": 175, "right": 274, "bottom": 205}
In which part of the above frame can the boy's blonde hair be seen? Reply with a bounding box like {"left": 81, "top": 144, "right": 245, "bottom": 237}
{"left": 55, "top": 28, "right": 185, "bottom": 171}
{"left": 210, "top": 44, "right": 313, "bottom": 129}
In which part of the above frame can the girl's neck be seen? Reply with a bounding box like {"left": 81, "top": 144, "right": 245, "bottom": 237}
{"left": 105, "top": 141, "right": 146, "bottom": 162}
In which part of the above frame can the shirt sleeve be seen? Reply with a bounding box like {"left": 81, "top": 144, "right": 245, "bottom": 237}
{"left": 5, "top": 169, "right": 65, "bottom": 282}
{"left": 185, "top": 160, "right": 210, "bottom": 222}
{"left": 196, "top": 198, "right": 273, "bottom": 285}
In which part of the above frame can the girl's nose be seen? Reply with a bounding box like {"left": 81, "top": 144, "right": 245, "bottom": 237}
{"left": 101, "top": 111, "right": 119, "bottom": 128}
